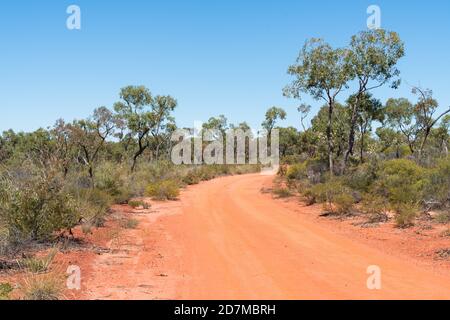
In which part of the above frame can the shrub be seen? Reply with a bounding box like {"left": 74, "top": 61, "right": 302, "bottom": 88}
{"left": 145, "top": 180, "right": 180, "bottom": 201}
{"left": 0, "top": 169, "right": 81, "bottom": 243}
{"left": 310, "top": 179, "right": 355, "bottom": 215}
{"left": 0, "top": 283, "right": 13, "bottom": 300}
{"left": 286, "top": 163, "right": 308, "bottom": 181}
{"left": 435, "top": 212, "right": 450, "bottom": 224}
{"left": 21, "top": 249, "right": 57, "bottom": 274}
{"left": 394, "top": 203, "right": 418, "bottom": 228}
{"left": 361, "top": 194, "right": 389, "bottom": 223}
{"left": 273, "top": 187, "right": 293, "bottom": 198}
{"left": 373, "top": 159, "right": 428, "bottom": 210}
{"left": 182, "top": 170, "right": 201, "bottom": 185}
{"left": 426, "top": 157, "right": 450, "bottom": 207}
{"left": 128, "top": 200, "right": 146, "bottom": 209}
{"left": 344, "top": 160, "right": 379, "bottom": 193}
{"left": 334, "top": 193, "right": 355, "bottom": 215}
{"left": 22, "top": 273, "right": 64, "bottom": 300}
{"left": 120, "top": 218, "right": 139, "bottom": 229}
{"left": 74, "top": 188, "right": 112, "bottom": 227}
{"left": 95, "top": 162, "right": 132, "bottom": 204}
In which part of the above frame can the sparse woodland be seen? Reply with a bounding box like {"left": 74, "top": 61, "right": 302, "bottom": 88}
{"left": 0, "top": 29, "right": 449, "bottom": 299}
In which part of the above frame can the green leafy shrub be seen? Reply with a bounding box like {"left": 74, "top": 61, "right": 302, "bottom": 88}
{"left": 286, "top": 163, "right": 308, "bottom": 181}
{"left": 22, "top": 273, "right": 64, "bottom": 300}
{"left": 128, "top": 200, "right": 147, "bottom": 209}
{"left": 334, "top": 193, "right": 355, "bottom": 215}
{"left": 435, "top": 212, "right": 450, "bottom": 224}
{"left": 394, "top": 203, "right": 418, "bottom": 228}
{"left": 0, "top": 169, "right": 81, "bottom": 243}
{"left": 21, "top": 249, "right": 57, "bottom": 274}
{"left": 426, "top": 157, "right": 450, "bottom": 207}
{"left": 344, "top": 160, "right": 379, "bottom": 193}
{"left": 361, "top": 194, "right": 389, "bottom": 223}
{"left": 145, "top": 180, "right": 180, "bottom": 200}
{"left": 371, "top": 159, "right": 427, "bottom": 226}
{"left": 373, "top": 159, "right": 427, "bottom": 206}
{"left": 74, "top": 188, "right": 112, "bottom": 227}
{"left": 95, "top": 162, "right": 132, "bottom": 204}
{"left": 273, "top": 187, "right": 293, "bottom": 198}
{"left": 310, "top": 179, "right": 355, "bottom": 215}
{"left": 0, "top": 283, "right": 13, "bottom": 300}
{"left": 120, "top": 218, "right": 139, "bottom": 229}
{"left": 182, "top": 170, "right": 201, "bottom": 185}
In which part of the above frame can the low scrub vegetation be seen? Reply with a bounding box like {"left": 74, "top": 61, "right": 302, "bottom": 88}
{"left": 281, "top": 157, "right": 450, "bottom": 227}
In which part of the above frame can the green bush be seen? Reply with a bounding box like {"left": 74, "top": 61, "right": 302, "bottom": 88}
{"left": 22, "top": 273, "right": 64, "bottom": 300}
{"left": 286, "top": 163, "right": 308, "bottom": 181}
{"left": 334, "top": 193, "right": 355, "bottom": 215}
{"left": 182, "top": 170, "right": 202, "bottom": 185}
{"left": 120, "top": 218, "right": 139, "bottom": 229}
{"left": 95, "top": 162, "right": 132, "bottom": 204}
{"left": 310, "top": 179, "right": 355, "bottom": 215}
{"left": 74, "top": 188, "right": 112, "bottom": 227}
{"left": 273, "top": 187, "right": 293, "bottom": 198}
{"left": 394, "top": 203, "right": 418, "bottom": 228}
{"left": 145, "top": 180, "right": 180, "bottom": 201}
{"left": 361, "top": 194, "right": 389, "bottom": 223}
{"left": 426, "top": 157, "right": 450, "bottom": 207}
{"left": 435, "top": 212, "right": 450, "bottom": 224}
{"left": 21, "top": 249, "right": 57, "bottom": 274}
{"left": 373, "top": 159, "right": 428, "bottom": 208}
{"left": 0, "top": 170, "right": 81, "bottom": 243}
{"left": 0, "top": 283, "right": 13, "bottom": 300}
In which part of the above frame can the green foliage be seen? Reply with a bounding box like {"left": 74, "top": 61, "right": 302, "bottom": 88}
{"left": 426, "top": 157, "right": 450, "bottom": 207}
{"left": 22, "top": 273, "right": 64, "bottom": 300}
{"left": 74, "top": 187, "right": 112, "bottom": 227}
{"left": 120, "top": 218, "right": 139, "bottom": 229}
{"left": 21, "top": 249, "right": 57, "bottom": 274}
{"left": 435, "top": 212, "right": 450, "bottom": 224}
{"left": 128, "top": 200, "right": 148, "bottom": 209}
{"left": 0, "top": 283, "right": 13, "bottom": 300}
{"left": 273, "top": 187, "right": 293, "bottom": 198}
{"left": 286, "top": 163, "right": 308, "bottom": 181}
{"left": 95, "top": 162, "right": 132, "bottom": 204}
{"left": 373, "top": 159, "right": 427, "bottom": 206}
{"left": 145, "top": 180, "right": 180, "bottom": 201}
{"left": 0, "top": 168, "right": 81, "bottom": 243}
{"left": 360, "top": 194, "right": 389, "bottom": 223}
{"left": 394, "top": 204, "right": 418, "bottom": 228}
{"left": 311, "top": 179, "right": 355, "bottom": 215}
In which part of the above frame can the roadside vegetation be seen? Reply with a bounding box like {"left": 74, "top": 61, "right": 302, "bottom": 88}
{"left": 0, "top": 85, "right": 260, "bottom": 259}
{"left": 275, "top": 29, "right": 450, "bottom": 229}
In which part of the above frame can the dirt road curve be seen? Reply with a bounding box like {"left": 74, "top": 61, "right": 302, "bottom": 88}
{"left": 81, "top": 174, "right": 450, "bottom": 300}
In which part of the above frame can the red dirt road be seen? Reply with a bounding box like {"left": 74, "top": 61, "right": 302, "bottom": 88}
{"left": 79, "top": 174, "right": 450, "bottom": 300}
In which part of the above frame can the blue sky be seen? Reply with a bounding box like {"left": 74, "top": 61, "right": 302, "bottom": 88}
{"left": 1, "top": 0, "right": 449, "bottom": 132}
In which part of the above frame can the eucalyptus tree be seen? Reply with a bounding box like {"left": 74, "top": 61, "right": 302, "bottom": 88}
{"left": 384, "top": 98, "right": 419, "bottom": 154}
{"left": 69, "top": 106, "right": 116, "bottom": 185}
{"left": 347, "top": 93, "right": 384, "bottom": 163}
{"left": 149, "top": 95, "right": 178, "bottom": 161}
{"left": 344, "top": 30, "right": 404, "bottom": 165}
{"left": 285, "top": 38, "right": 351, "bottom": 174}
{"left": 411, "top": 87, "right": 450, "bottom": 157}
{"left": 262, "top": 107, "right": 287, "bottom": 134}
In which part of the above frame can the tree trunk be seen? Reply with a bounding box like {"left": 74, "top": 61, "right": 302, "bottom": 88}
{"left": 344, "top": 97, "right": 361, "bottom": 165}
{"left": 327, "top": 102, "right": 334, "bottom": 175}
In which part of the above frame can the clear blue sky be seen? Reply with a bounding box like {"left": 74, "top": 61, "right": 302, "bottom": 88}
{"left": 1, "top": 0, "right": 449, "bottom": 132}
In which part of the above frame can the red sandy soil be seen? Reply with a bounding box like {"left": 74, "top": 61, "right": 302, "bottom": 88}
{"left": 2, "top": 173, "right": 450, "bottom": 300}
